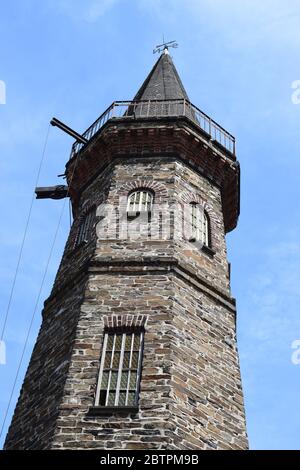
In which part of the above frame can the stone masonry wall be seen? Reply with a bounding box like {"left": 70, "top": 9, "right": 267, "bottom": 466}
{"left": 173, "top": 160, "right": 230, "bottom": 294}
{"left": 168, "top": 276, "right": 248, "bottom": 449}
{"left": 50, "top": 272, "right": 174, "bottom": 450}
{"left": 50, "top": 157, "right": 230, "bottom": 299}
{"left": 48, "top": 269, "right": 247, "bottom": 450}
{"left": 4, "top": 276, "right": 88, "bottom": 449}
{"left": 5, "top": 154, "right": 248, "bottom": 449}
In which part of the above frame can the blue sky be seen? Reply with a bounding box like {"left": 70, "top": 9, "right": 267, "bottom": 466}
{"left": 1, "top": 0, "right": 300, "bottom": 450}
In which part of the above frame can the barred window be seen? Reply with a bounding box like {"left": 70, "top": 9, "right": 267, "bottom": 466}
{"left": 95, "top": 329, "right": 144, "bottom": 408}
{"left": 74, "top": 209, "right": 95, "bottom": 248}
{"left": 190, "top": 202, "right": 209, "bottom": 246}
{"left": 127, "top": 190, "right": 153, "bottom": 214}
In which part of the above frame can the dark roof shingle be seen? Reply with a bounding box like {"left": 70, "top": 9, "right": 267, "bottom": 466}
{"left": 133, "top": 51, "right": 190, "bottom": 101}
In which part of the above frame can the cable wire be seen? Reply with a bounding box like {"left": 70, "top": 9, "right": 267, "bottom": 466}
{"left": 0, "top": 138, "right": 79, "bottom": 441}
{"left": 0, "top": 125, "right": 50, "bottom": 343}
{"left": 0, "top": 196, "right": 68, "bottom": 439}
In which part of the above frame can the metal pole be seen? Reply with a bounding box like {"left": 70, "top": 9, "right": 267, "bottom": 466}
{"left": 50, "top": 118, "right": 87, "bottom": 144}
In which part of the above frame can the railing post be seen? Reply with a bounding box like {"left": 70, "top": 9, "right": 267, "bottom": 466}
{"left": 111, "top": 102, "right": 115, "bottom": 118}
{"left": 70, "top": 99, "right": 236, "bottom": 158}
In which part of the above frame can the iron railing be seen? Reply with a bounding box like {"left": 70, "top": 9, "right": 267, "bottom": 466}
{"left": 70, "top": 99, "right": 235, "bottom": 158}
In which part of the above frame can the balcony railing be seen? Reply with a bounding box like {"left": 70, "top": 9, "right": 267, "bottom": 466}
{"left": 70, "top": 99, "right": 235, "bottom": 159}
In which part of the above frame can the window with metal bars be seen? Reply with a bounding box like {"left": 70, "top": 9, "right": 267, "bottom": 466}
{"left": 190, "top": 202, "right": 209, "bottom": 246}
{"left": 95, "top": 329, "right": 144, "bottom": 408}
{"left": 127, "top": 190, "right": 153, "bottom": 216}
{"left": 74, "top": 209, "right": 95, "bottom": 248}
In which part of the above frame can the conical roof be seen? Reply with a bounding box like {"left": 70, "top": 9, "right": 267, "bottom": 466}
{"left": 133, "top": 49, "right": 190, "bottom": 102}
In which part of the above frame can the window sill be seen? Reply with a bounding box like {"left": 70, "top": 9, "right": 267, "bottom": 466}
{"left": 127, "top": 211, "right": 140, "bottom": 219}
{"left": 87, "top": 406, "right": 139, "bottom": 416}
{"left": 127, "top": 211, "right": 152, "bottom": 220}
{"left": 188, "top": 238, "right": 215, "bottom": 257}
{"left": 201, "top": 244, "right": 216, "bottom": 257}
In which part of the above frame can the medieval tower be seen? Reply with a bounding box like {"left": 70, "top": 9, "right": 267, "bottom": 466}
{"left": 5, "top": 46, "right": 248, "bottom": 450}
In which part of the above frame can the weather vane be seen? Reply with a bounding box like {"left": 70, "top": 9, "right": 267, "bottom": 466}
{"left": 153, "top": 39, "right": 178, "bottom": 54}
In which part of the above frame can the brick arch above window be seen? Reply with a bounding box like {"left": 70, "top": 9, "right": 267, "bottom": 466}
{"left": 179, "top": 189, "right": 206, "bottom": 206}
{"left": 103, "top": 314, "right": 148, "bottom": 332}
{"left": 116, "top": 180, "right": 168, "bottom": 200}
{"left": 179, "top": 190, "right": 216, "bottom": 224}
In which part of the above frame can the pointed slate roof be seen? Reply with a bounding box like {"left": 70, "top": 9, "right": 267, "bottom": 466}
{"left": 133, "top": 50, "right": 190, "bottom": 102}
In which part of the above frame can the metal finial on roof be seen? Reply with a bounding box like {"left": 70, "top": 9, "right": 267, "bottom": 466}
{"left": 153, "top": 40, "right": 178, "bottom": 55}
{"left": 134, "top": 42, "right": 188, "bottom": 102}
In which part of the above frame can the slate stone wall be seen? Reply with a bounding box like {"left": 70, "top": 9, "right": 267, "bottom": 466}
{"left": 5, "top": 138, "right": 247, "bottom": 449}
{"left": 4, "top": 277, "right": 87, "bottom": 449}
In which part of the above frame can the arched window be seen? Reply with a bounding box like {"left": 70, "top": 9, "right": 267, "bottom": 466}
{"left": 127, "top": 190, "right": 153, "bottom": 215}
{"left": 190, "top": 202, "right": 209, "bottom": 246}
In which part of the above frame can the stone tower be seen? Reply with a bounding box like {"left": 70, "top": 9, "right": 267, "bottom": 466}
{"left": 5, "top": 48, "right": 248, "bottom": 450}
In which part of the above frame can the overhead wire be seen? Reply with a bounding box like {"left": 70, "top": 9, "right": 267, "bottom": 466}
{"left": 0, "top": 124, "right": 50, "bottom": 343}
{"left": 0, "top": 125, "right": 79, "bottom": 440}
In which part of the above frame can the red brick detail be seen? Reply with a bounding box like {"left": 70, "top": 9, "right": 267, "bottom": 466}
{"left": 103, "top": 314, "right": 148, "bottom": 330}
{"left": 117, "top": 180, "right": 168, "bottom": 199}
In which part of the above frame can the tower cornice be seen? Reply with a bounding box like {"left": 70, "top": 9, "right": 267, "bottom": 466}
{"left": 66, "top": 116, "right": 239, "bottom": 233}
{"left": 42, "top": 257, "right": 236, "bottom": 316}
